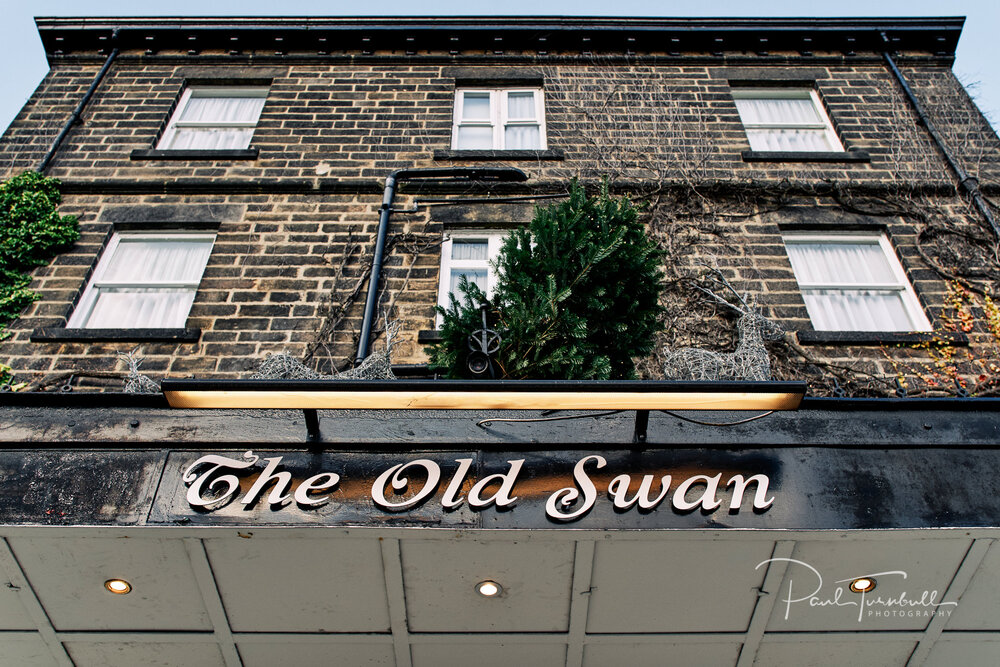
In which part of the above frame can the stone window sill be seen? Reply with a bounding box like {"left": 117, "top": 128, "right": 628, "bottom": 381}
{"left": 434, "top": 149, "right": 565, "bottom": 161}
{"left": 417, "top": 330, "right": 443, "bottom": 344}
{"left": 742, "top": 149, "right": 870, "bottom": 163}
{"left": 31, "top": 328, "right": 201, "bottom": 343}
{"left": 796, "top": 330, "right": 968, "bottom": 346}
{"left": 130, "top": 148, "right": 259, "bottom": 161}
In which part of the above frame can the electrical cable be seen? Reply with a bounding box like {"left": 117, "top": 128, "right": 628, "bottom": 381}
{"left": 659, "top": 410, "right": 774, "bottom": 426}
{"left": 476, "top": 410, "right": 625, "bottom": 428}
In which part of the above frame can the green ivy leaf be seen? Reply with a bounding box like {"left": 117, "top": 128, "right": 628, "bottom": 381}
{"left": 0, "top": 171, "right": 79, "bottom": 386}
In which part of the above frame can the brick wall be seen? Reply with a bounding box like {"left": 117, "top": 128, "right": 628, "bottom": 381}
{"left": 4, "top": 61, "right": 996, "bottom": 186}
{"left": 1, "top": 42, "right": 997, "bottom": 393}
{"left": 1, "top": 192, "right": 445, "bottom": 386}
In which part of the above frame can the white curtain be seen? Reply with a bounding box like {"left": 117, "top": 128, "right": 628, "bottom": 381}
{"left": 179, "top": 96, "right": 266, "bottom": 124}
{"left": 103, "top": 239, "right": 213, "bottom": 283}
{"left": 504, "top": 125, "right": 541, "bottom": 149}
{"left": 786, "top": 242, "right": 913, "bottom": 331}
{"left": 166, "top": 128, "right": 256, "bottom": 151}
{"left": 450, "top": 269, "right": 487, "bottom": 295}
{"left": 87, "top": 289, "right": 197, "bottom": 329}
{"left": 785, "top": 243, "right": 896, "bottom": 285}
{"left": 461, "top": 93, "right": 491, "bottom": 121}
{"left": 451, "top": 240, "right": 489, "bottom": 260}
{"left": 457, "top": 91, "right": 540, "bottom": 149}
{"left": 802, "top": 290, "right": 911, "bottom": 331}
{"left": 83, "top": 238, "right": 213, "bottom": 328}
{"left": 735, "top": 97, "right": 834, "bottom": 152}
{"left": 744, "top": 128, "right": 832, "bottom": 152}
{"left": 734, "top": 97, "right": 821, "bottom": 125}
{"left": 456, "top": 126, "right": 493, "bottom": 150}
{"left": 507, "top": 92, "right": 536, "bottom": 120}
{"left": 164, "top": 95, "right": 266, "bottom": 150}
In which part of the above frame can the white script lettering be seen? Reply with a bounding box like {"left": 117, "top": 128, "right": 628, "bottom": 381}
{"left": 371, "top": 459, "right": 441, "bottom": 511}
{"left": 545, "top": 455, "right": 606, "bottom": 521}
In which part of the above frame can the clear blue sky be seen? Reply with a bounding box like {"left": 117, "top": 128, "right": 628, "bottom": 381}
{"left": 1, "top": 1, "right": 998, "bottom": 134}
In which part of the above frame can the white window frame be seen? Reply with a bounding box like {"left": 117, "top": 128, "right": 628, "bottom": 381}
{"left": 451, "top": 88, "right": 547, "bottom": 150}
{"left": 731, "top": 88, "right": 844, "bottom": 152}
{"left": 156, "top": 86, "right": 268, "bottom": 150}
{"left": 67, "top": 231, "right": 216, "bottom": 329}
{"left": 436, "top": 231, "right": 506, "bottom": 323}
{"left": 782, "top": 232, "right": 931, "bottom": 332}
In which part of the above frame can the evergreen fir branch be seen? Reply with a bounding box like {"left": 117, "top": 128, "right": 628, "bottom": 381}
{"left": 426, "top": 178, "right": 665, "bottom": 380}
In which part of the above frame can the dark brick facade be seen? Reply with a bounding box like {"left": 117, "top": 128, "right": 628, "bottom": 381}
{"left": 1, "top": 17, "right": 997, "bottom": 393}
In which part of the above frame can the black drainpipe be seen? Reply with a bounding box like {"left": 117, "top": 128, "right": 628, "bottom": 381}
{"left": 37, "top": 29, "right": 120, "bottom": 174}
{"left": 881, "top": 36, "right": 1000, "bottom": 240}
{"left": 354, "top": 166, "right": 528, "bottom": 366}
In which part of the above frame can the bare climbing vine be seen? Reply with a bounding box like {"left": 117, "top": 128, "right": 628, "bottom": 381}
{"left": 302, "top": 225, "right": 443, "bottom": 376}
{"left": 541, "top": 60, "right": 1000, "bottom": 396}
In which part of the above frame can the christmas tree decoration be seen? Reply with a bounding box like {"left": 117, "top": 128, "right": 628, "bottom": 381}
{"left": 429, "top": 180, "right": 664, "bottom": 380}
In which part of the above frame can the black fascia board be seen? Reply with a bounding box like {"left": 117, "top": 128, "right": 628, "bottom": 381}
{"left": 35, "top": 16, "right": 965, "bottom": 61}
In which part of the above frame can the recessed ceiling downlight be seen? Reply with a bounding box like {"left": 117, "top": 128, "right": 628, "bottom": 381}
{"left": 850, "top": 577, "right": 876, "bottom": 594}
{"left": 476, "top": 580, "right": 502, "bottom": 597}
{"left": 104, "top": 579, "right": 132, "bottom": 595}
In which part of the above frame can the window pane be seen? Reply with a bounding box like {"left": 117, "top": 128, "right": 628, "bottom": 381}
{"left": 179, "top": 96, "right": 266, "bottom": 124}
{"left": 785, "top": 243, "right": 897, "bottom": 286}
{"left": 504, "top": 125, "right": 541, "bottom": 149}
{"left": 438, "top": 231, "right": 504, "bottom": 316}
{"left": 450, "top": 269, "right": 488, "bottom": 296}
{"left": 745, "top": 128, "right": 834, "bottom": 152}
{"left": 102, "top": 239, "right": 214, "bottom": 284}
{"left": 85, "top": 289, "right": 196, "bottom": 328}
{"left": 461, "top": 93, "right": 491, "bottom": 121}
{"left": 456, "top": 126, "right": 494, "bottom": 150}
{"left": 734, "top": 96, "right": 822, "bottom": 126}
{"left": 802, "top": 290, "right": 913, "bottom": 331}
{"left": 165, "top": 127, "right": 255, "bottom": 150}
{"left": 451, "top": 240, "right": 489, "bottom": 260}
{"left": 507, "top": 92, "right": 536, "bottom": 120}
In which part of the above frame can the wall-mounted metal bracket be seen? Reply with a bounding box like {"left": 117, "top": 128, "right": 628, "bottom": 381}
{"left": 303, "top": 409, "right": 321, "bottom": 444}
{"left": 633, "top": 410, "right": 649, "bottom": 444}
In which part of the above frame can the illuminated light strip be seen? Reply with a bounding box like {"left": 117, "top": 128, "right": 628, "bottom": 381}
{"left": 163, "top": 389, "right": 803, "bottom": 411}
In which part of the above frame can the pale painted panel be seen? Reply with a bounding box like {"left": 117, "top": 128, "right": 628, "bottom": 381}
{"left": 0, "top": 636, "right": 58, "bottom": 666}
{"left": 411, "top": 642, "right": 566, "bottom": 667}
{"left": 0, "top": 572, "right": 36, "bottom": 629}
{"left": 587, "top": 539, "right": 774, "bottom": 633}
{"left": 765, "top": 538, "right": 969, "bottom": 632}
{"left": 925, "top": 638, "right": 1000, "bottom": 666}
{"left": 401, "top": 539, "right": 574, "bottom": 632}
{"left": 65, "top": 641, "right": 225, "bottom": 667}
{"left": 755, "top": 640, "right": 915, "bottom": 666}
{"left": 944, "top": 541, "right": 1000, "bottom": 630}
{"left": 240, "top": 641, "right": 395, "bottom": 666}
{"left": 206, "top": 537, "right": 391, "bottom": 633}
{"left": 11, "top": 537, "right": 211, "bottom": 631}
{"left": 584, "top": 641, "right": 742, "bottom": 666}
